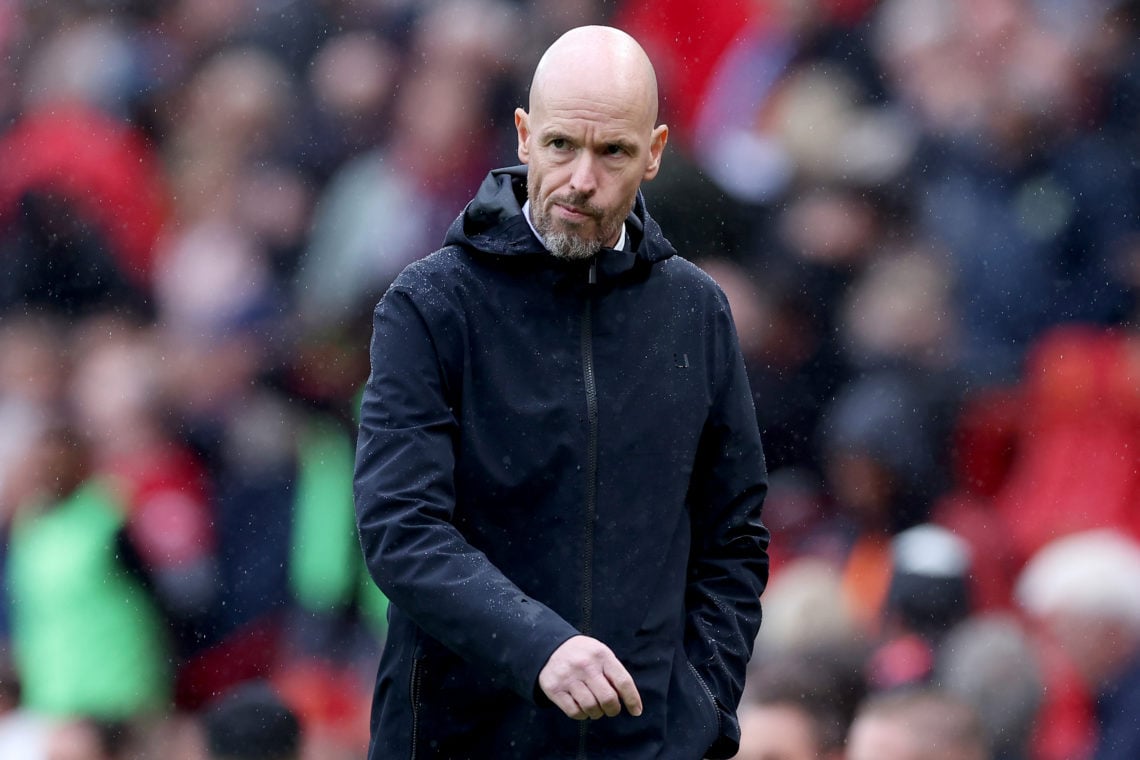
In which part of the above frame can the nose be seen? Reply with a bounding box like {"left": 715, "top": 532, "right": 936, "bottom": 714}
{"left": 568, "top": 153, "right": 598, "bottom": 195}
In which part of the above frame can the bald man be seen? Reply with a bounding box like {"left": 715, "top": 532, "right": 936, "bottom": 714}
{"left": 354, "top": 26, "right": 769, "bottom": 759}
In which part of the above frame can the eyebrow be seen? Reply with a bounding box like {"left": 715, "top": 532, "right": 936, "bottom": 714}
{"left": 540, "top": 128, "right": 640, "bottom": 155}
{"left": 539, "top": 128, "right": 571, "bottom": 143}
{"left": 604, "top": 137, "right": 640, "bottom": 155}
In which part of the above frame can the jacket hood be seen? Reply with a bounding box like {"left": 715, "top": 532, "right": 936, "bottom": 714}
{"left": 443, "top": 165, "right": 677, "bottom": 269}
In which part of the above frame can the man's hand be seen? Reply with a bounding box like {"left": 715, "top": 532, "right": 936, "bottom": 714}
{"left": 538, "top": 635, "right": 643, "bottom": 720}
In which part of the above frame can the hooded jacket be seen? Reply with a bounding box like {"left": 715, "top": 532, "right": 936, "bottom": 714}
{"left": 354, "top": 166, "right": 769, "bottom": 759}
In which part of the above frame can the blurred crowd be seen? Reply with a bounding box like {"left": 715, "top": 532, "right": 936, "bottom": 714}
{"left": 0, "top": 0, "right": 1137, "bottom": 758}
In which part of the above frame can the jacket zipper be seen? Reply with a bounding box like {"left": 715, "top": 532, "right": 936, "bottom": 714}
{"left": 687, "top": 660, "right": 723, "bottom": 736}
{"left": 578, "top": 258, "right": 599, "bottom": 760}
{"left": 581, "top": 260, "right": 598, "bottom": 635}
{"left": 409, "top": 656, "right": 424, "bottom": 760}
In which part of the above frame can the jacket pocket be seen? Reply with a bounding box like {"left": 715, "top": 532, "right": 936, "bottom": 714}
{"left": 406, "top": 642, "right": 521, "bottom": 758}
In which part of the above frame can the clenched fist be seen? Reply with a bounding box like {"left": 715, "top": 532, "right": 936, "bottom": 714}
{"left": 538, "top": 635, "right": 643, "bottom": 720}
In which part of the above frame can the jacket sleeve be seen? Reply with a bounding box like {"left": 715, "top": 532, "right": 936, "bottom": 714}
{"left": 684, "top": 294, "right": 770, "bottom": 760}
{"left": 353, "top": 270, "right": 580, "bottom": 701}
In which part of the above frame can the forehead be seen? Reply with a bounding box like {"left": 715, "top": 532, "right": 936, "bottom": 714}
{"left": 530, "top": 50, "right": 655, "bottom": 131}
{"left": 531, "top": 84, "right": 652, "bottom": 145}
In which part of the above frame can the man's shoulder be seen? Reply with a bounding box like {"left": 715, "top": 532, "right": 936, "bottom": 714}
{"left": 379, "top": 245, "right": 492, "bottom": 322}
{"left": 654, "top": 255, "right": 728, "bottom": 298}
{"left": 391, "top": 245, "right": 477, "bottom": 287}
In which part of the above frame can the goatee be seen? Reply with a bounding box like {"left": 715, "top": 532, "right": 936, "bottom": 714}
{"left": 545, "top": 230, "right": 602, "bottom": 261}
{"left": 530, "top": 187, "right": 613, "bottom": 261}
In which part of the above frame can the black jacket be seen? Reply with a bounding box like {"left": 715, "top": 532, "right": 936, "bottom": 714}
{"left": 354, "top": 166, "right": 769, "bottom": 759}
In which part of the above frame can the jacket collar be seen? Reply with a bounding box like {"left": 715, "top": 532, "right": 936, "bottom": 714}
{"left": 443, "top": 166, "right": 677, "bottom": 272}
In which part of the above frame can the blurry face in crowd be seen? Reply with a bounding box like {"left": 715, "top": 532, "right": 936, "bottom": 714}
{"left": 846, "top": 714, "right": 923, "bottom": 760}
{"left": 736, "top": 702, "right": 836, "bottom": 760}
{"left": 45, "top": 719, "right": 112, "bottom": 760}
{"left": 846, "top": 691, "right": 989, "bottom": 760}
{"left": 515, "top": 26, "right": 667, "bottom": 260}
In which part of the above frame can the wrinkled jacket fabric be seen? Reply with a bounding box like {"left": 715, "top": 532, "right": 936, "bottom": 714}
{"left": 354, "top": 166, "right": 769, "bottom": 759}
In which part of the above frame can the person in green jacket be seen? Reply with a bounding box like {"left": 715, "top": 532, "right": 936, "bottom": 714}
{"left": 5, "top": 422, "right": 171, "bottom": 718}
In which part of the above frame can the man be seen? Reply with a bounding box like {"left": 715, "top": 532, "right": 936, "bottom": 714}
{"left": 736, "top": 698, "right": 843, "bottom": 760}
{"left": 1015, "top": 529, "right": 1140, "bottom": 760}
{"left": 201, "top": 680, "right": 301, "bottom": 760}
{"left": 734, "top": 655, "right": 851, "bottom": 760}
{"left": 354, "top": 25, "right": 769, "bottom": 759}
{"left": 845, "top": 687, "right": 990, "bottom": 760}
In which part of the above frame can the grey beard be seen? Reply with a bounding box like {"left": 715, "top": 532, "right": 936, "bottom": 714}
{"left": 544, "top": 230, "right": 602, "bottom": 261}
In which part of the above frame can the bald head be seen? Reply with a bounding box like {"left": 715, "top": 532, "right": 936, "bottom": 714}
{"left": 529, "top": 26, "right": 660, "bottom": 131}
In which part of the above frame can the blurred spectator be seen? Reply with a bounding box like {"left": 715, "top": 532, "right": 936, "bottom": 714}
{"left": 753, "top": 556, "right": 861, "bottom": 658}
{"left": 885, "top": 526, "right": 970, "bottom": 636}
{"left": 735, "top": 649, "right": 865, "bottom": 760}
{"left": 293, "top": 0, "right": 518, "bottom": 331}
{"left": 0, "top": 3, "right": 171, "bottom": 306}
{"left": 699, "top": 255, "right": 849, "bottom": 477}
{"left": 201, "top": 680, "right": 301, "bottom": 760}
{"left": 18, "top": 11, "right": 141, "bottom": 119}
{"left": 4, "top": 422, "right": 172, "bottom": 718}
{"left": 866, "top": 524, "right": 973, "bottom": 691}
{"left": 872, "top": 0, "right": 1139, "bottom": 384}
{"left": 846, "top": 686, "right": 991, "bottom": 760}
{"left": 149, "top": 41, "right": 303, "bottom": 693}
{"left": 992, "top": 326, "right": 1140, "bottom": 568}
{"left": 0, "top": 314, "right": 67, "bottom": 527}
{"left": 157, "top": 42, "right": 311, "bottom": 290}
{"left": 838, "top": 245, "right": 960, "bottom": 374}
{"left": 814, "top": 368, "right": 951, "bottom": 629}
{"left": 66, "top": 315, "right": 220, "bottom": 708}
{"left": 155, "top": 315, "right": 298, "bottom": 707}
{"left": 937, "top": 614, "right": 1044, "bottom": 760}
{"left": 301, "top": 29, "right": 400, "bottom": 182}
{"left": 927, "top": 388, "right": 1024, "bottom": 613}
{"left": 1016, "top": 529, "right": 1140, "bottom": 760}
{"left": 0, "top": 104, "right": 165, "bottom": 314}
{"left": 44, "top": 717, "right": 131, "bottom": 760}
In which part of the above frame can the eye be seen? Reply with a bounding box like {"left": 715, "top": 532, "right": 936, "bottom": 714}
{"left": 550, "top": 138, "right": 571, "bottom": 150}
{"left": 604, "top": 144, "right": 627, "bottom": 156}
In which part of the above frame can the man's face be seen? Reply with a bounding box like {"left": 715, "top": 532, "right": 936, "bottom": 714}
{"left": 515, "top": 91, "right": 666, "bottom": 259}
{"left": 735, "top": 703, "right": 830, "bottom": 760}
{"left": 845, "top": 715, "right": 923, "bottom": 760}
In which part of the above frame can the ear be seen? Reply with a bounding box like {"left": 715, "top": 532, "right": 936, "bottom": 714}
{"left": 515, "top": 108, "right": 531, "bottom": 164}
{"left": 643, "top": 124, "right": 669, "bottom": 181}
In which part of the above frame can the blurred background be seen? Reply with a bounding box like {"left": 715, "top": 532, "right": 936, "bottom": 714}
{"left": 0, "top": 1, "right": 1137, "bottom": 758}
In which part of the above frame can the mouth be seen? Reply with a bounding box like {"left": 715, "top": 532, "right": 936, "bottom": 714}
{"left": 552, "top": 202, "right": 595, "bottom": 222}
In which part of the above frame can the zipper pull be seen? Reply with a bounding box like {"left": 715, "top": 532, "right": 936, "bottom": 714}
{"left": 588, "top": 257, "right": 597, "bottom": 285}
